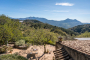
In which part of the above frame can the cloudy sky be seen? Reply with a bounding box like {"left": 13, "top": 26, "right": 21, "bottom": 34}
{"left": 0, "top": 0, "right": 90, "bottom": 22}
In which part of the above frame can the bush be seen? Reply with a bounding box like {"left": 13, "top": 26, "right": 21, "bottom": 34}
{"left": 15, "top": 40, "right": 25, "bottom": 46}
{"left": 0, "top": 45, "right": 8, "bottom": 53}
{"left": 0, "top": 54, "right": 28, "bottom": 60}
{"left": 15, "top": 40, "right": 31, "bottom": 49}
{"left": 47, "top": 40, "right": 55, "bottom": 46}
{"left": 25, "top": 43, "right": 31, "bottom": 48}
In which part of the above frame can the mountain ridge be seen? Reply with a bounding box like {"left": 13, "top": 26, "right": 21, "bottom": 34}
{"left": 11, "top": 17, "right": 88, "bottom": 29}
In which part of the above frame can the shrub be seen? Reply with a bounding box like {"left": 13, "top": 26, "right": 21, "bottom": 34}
{"left": 0, "top": 45, "right": 8, "bottom": 53}
{"left": 47, "top": 40, "right": 55, "bottom": 46}
{"left": 15, "top": 40, "right": 31, "bottom": 49}
{"left": 0, "top": 54, "right": 28, "bottom": 60}
{"left": 14, "top": 52, "right": 20, "bottom": 55}
{"left": 25, "top": 43, "right": 31, "bottom": 48}
{"left": 15, "top": 40, "right": 25, "bottom": 46}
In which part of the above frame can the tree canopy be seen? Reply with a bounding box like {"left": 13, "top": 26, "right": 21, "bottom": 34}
{"left": 0, "top": 15, "right": 22, "bottom": 45}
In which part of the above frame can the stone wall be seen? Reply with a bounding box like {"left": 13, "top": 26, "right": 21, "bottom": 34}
{"left": 56, "top": 42, "right": 90, "bottom": 60}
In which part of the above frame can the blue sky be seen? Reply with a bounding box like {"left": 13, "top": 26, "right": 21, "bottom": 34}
{"left": 0, "top": 0, "right": 90, "bottom": 23}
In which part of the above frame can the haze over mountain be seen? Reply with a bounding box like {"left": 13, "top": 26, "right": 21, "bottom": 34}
{"left": 12, "top": 17, "right": 84, "bottom": 29}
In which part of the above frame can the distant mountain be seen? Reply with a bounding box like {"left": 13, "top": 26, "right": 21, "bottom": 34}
{"left": 12, "top": 17, "right": 83, "bottom": 29}
{"left": 69, "top": 24, "right": 90, "bottom": 34}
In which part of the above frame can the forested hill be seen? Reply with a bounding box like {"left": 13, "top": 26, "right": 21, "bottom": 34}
{"left": 0, "top": 15, "right": 77, "bottom": 45}
{"left": 69, "top": 24, "right": 90, "bottom": 34}
{"left": 12, "top": 17, "right": 83, "bottom": 29}
{"left": 21, "top": 20, "right": 78, "bottom": 36}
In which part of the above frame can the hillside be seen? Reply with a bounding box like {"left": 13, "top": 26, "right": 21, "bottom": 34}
{"left": 77, "top": 31, "right": 90, "bottom": 37}
{"left": 0, "top": 15, "right": 78, "bottom": 46}
{"left": 21, "top": 20, "right": 78, "bottom": 36}
{"left": 12, "top": 17, "right": 83, "bottom": 29}
{"left": 69, "top": 24, "right": 90, "bottom": 34}
{"left": 0, "top": 15, "right": 58, "bottom": 45}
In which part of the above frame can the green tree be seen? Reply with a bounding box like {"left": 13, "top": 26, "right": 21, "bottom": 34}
{"left": 0, "top": 15, "right": 22, "bottom": 45}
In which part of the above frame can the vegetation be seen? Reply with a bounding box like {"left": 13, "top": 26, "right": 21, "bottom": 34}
{"left": 0, "top": 54, "right": 28, "bottom": 60}
{"left": 21, "top": 28, "right": 59, "bottom": 45}
{"left": 0, "top": 15, "right": 85, "bottom": 60}
{"left": 0, "top": 15, "right": 22, "bottom": 45}
{"left": 69, "top": 24, "right": 90, "bottom": 34}
{"left": 0, "top": 15, "right": 77, "bottom": 46}
{"left": 15, "top": 40, "right": 25, "bottom": 46}
{"left": 15, "top": 40, "right": 30, "bottom": 49}
{"left": 0, "top": 46, "right": 13, "bottom": 54}
{"left": 22, "top": 20, "right": 78, "bottom": 36}
{"left": 69, "top": 24, "right": 90, "bottom": 38}
{"left": 0, "top": 46, "right": 7, "bottom": 53}
{"left": 77, "top": 31, "right": 90, "bottom": 37}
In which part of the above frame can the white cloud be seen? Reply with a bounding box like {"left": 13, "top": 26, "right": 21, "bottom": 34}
{"left": 55, "top": 3, "right": 74, "bottom": 6}
{"left": 52, "top": 10, "right": 69, "bottom": 12}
